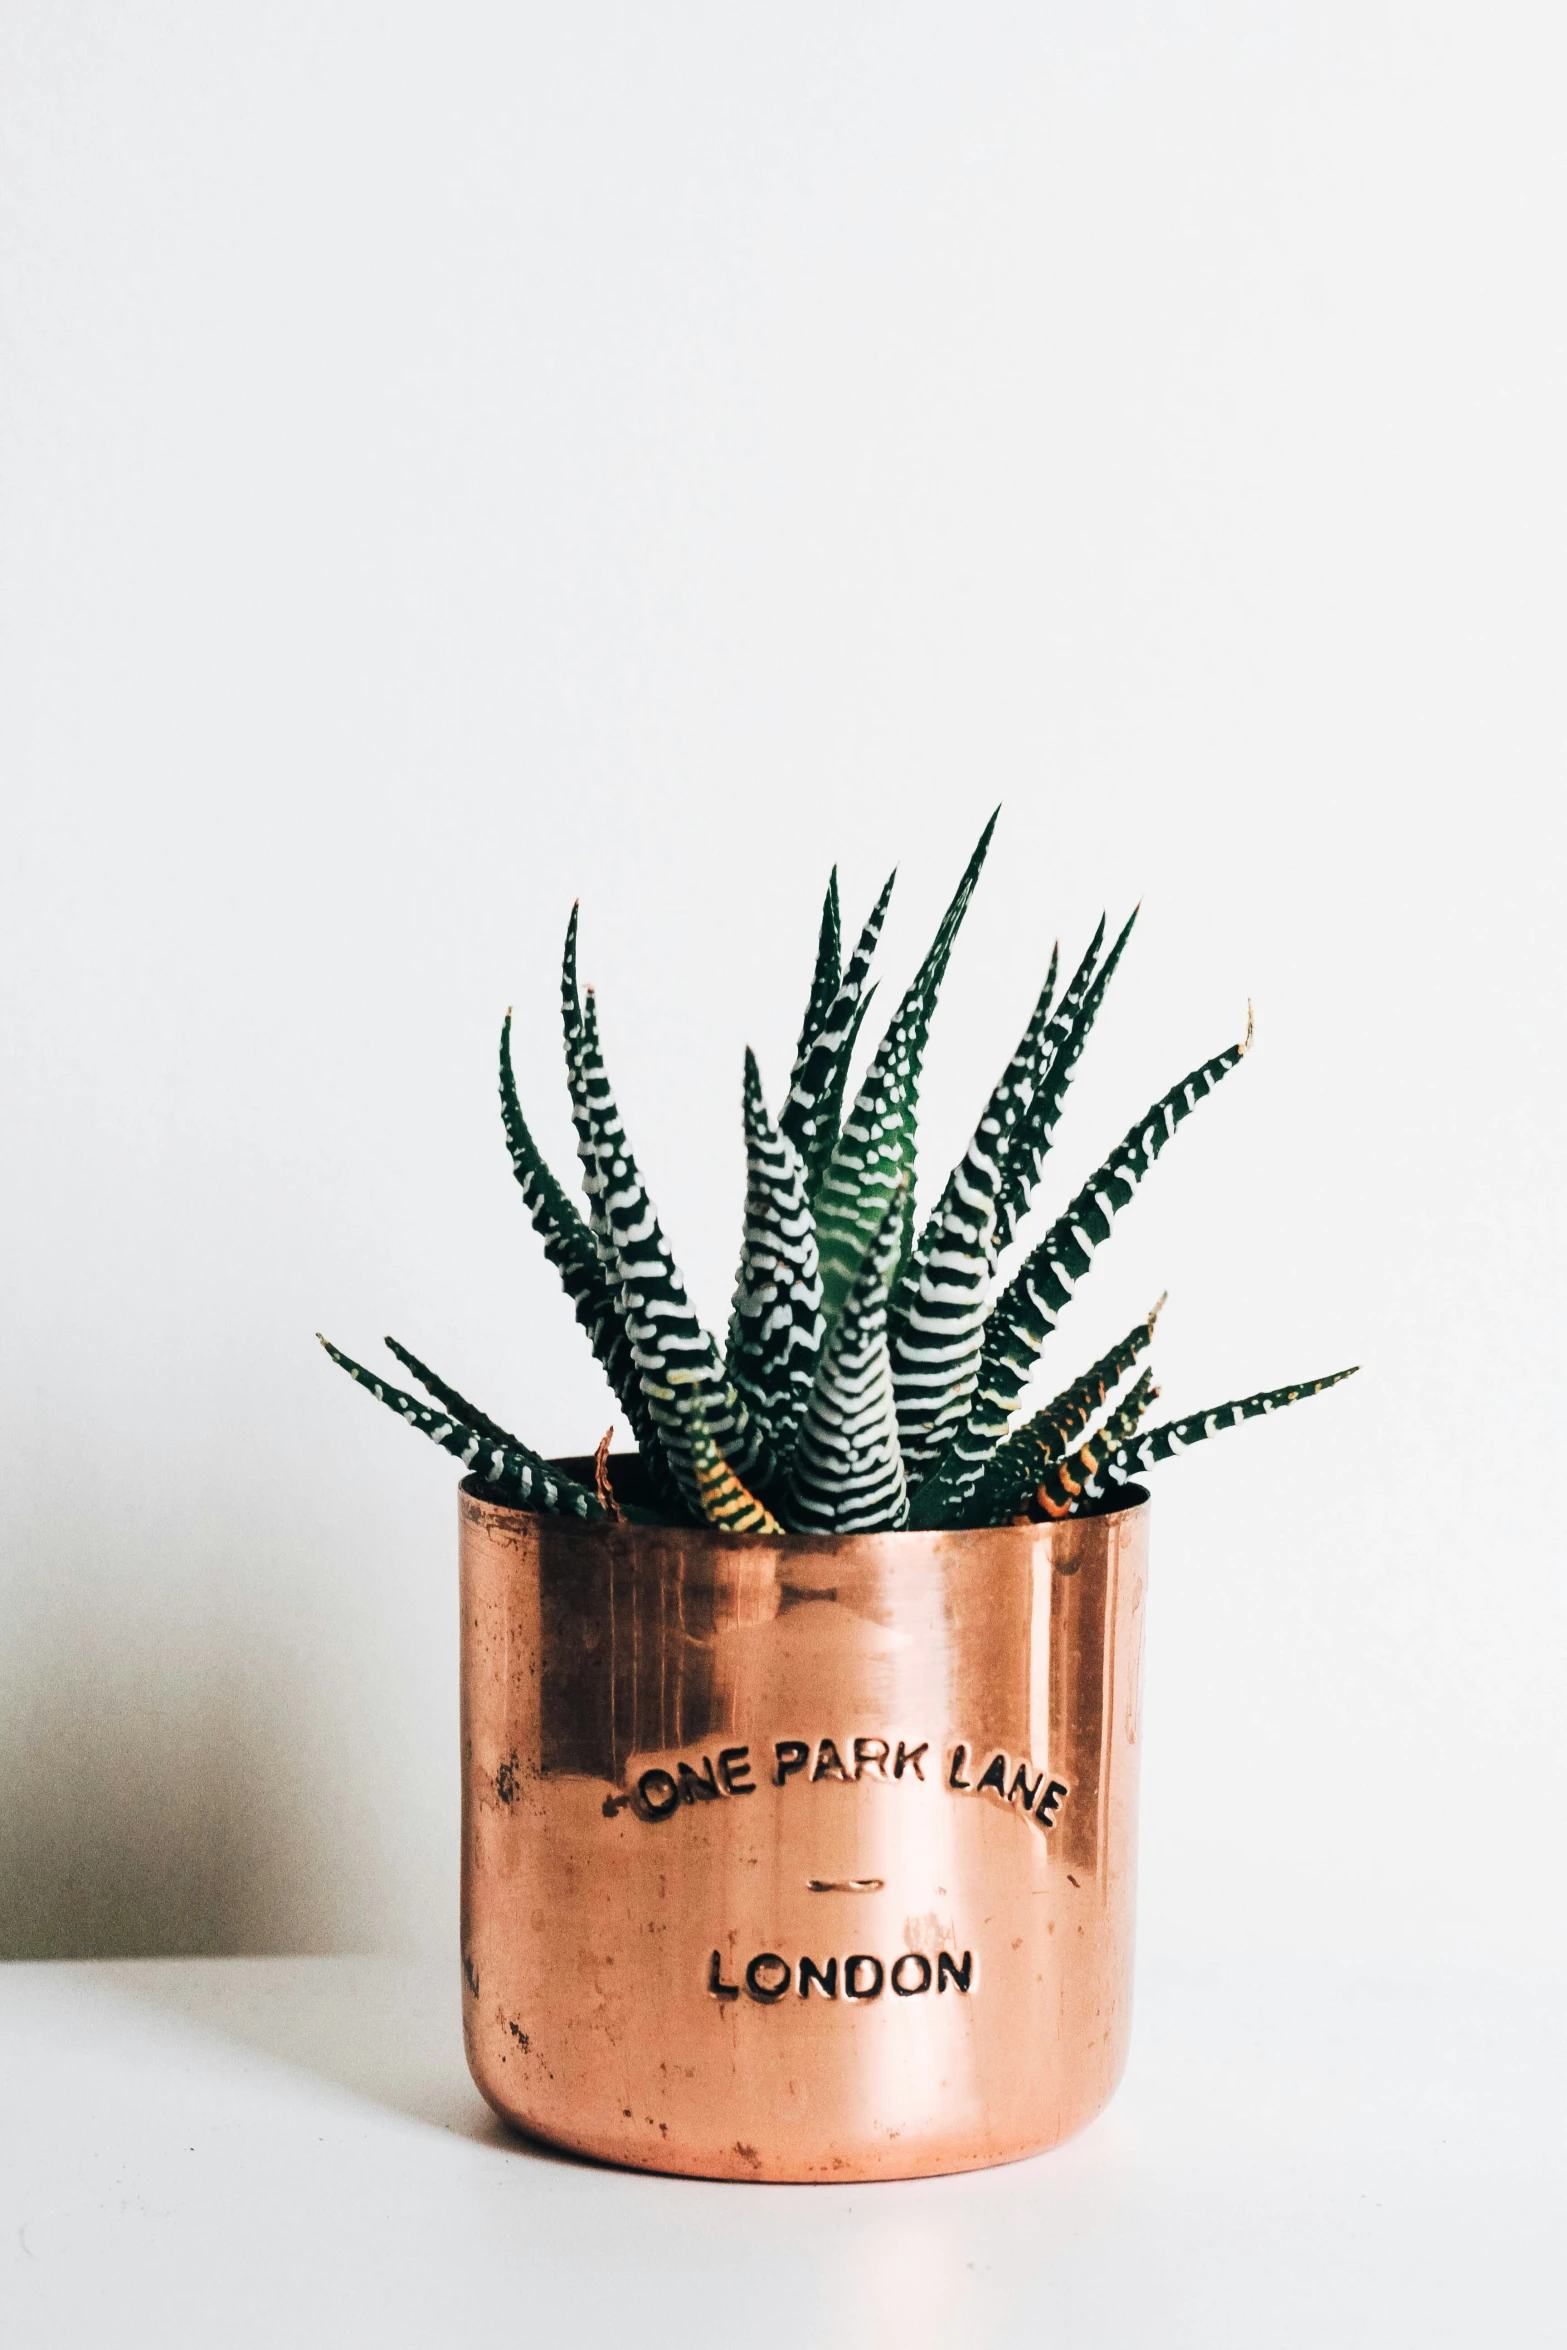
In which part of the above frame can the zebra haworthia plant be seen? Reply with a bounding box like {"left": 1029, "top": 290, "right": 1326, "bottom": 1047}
{"left": 323, "top": 814, "right": 1355, "bottom": 1533}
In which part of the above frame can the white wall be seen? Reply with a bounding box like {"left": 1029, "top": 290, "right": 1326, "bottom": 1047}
{"left": 2, "top": 2, "right": 1562, "bottom": 1968}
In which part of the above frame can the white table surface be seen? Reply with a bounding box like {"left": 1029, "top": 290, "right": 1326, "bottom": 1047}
{"left": 1, "top": 1953, "right": 1559, "bottom": 2348}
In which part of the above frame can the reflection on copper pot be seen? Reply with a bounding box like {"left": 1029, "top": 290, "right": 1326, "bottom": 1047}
{"left": 458, "top": 1461, "right": 1150, "bottom": 2183}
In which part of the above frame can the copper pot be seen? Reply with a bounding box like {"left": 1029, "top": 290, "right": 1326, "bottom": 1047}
{"left": 458, "top": 1460, "right": 1150, "bottom": 2183}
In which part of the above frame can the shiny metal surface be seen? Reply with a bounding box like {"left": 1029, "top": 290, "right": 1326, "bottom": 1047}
{"left": 459, "top": 1463, "right": 1150, "bottom": 2182}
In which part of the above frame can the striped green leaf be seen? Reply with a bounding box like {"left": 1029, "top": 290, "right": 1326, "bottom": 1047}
{"left": 907, "top": 1023, "right": 1251, "bottom": 1528}
{"left": 558, "top": 904, "right": 621, "bottom": 1283}
{"left": 320, "top": 1336, "right": 605, "bottom": 1520}
{"left": 1035, "top": 1366, "right": 1358, "bottom": 1517}
{"left": 690, "top": 1399, "right": 784, "bottom": 1534}
{"left": 1031, "top": 1369, "right": 1161, "bottom": 1516}
{"left": 792, "top": 869, "right": 842, "bottom": 1074}
{"left": 814, "top": 811, "right": 999, "bottom": 1331}
{"left": 555, "top": 914, "right": 692, "bottom": 1518}
{"left": 990, "top": 909, "right": 1138, "bottom": 1259}
{"left": 382, "top": 1335, "right": 531, "bottom": 1453}
{"left": 725, "top": 1047, "right": 824, "bottom": 1466}
{"left": 499, "top": 1009, "right": 650, "bottom": 1435}
{"left": 784, "top": 1190, "right": 908, "bottom": 1533}
{"left": 888, "top": 947, "right": 1060, "bottom": 1480}
{"left": 807, "top": 984, "right": 878, "bottom": 1201}
{"left": 383, "top": 1334, "right": 665, "bottom": 1524}
{"left": 780, "top": 871, "right": 896, "bottom": 1184}
{"left": 567, "top": 974, "right": 772, "bottom": 1515}
{"left": 968, "top": 1302, "right": 1162, "bottom": 1525}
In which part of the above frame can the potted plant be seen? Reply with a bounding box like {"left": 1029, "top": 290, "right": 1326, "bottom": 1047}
{"left": 323, "top": 813, "right": 1352, "bottom": 2181}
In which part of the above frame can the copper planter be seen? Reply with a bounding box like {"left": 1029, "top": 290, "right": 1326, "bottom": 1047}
{"left": 458, "top": 1463, "right": 1150, "bottom": 2183}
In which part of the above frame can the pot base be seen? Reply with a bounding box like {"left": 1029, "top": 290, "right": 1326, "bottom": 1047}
{"left": 475, "top": 2076, "right": 1125, "bottom": 2185}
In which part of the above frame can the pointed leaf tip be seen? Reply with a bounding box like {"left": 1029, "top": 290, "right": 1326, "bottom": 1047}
{"left": 1148, "top": 1291, "right": 1168, "bottom": 1330}
{"left": 1242, "top": 1000, "right": 1254, "bottom": 1053}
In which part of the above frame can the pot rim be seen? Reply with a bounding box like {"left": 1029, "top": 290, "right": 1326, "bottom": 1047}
{"left": 458, "top": 1459, "right": 1150, "bottom": 1553}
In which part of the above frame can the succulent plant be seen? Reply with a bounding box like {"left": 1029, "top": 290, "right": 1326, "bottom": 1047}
{"left": 322, "top": 815, "right": 1355, "bottom": 1532}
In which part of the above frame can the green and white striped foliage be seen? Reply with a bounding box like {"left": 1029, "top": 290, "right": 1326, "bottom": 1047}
{"left": 1019, "top": 1367, "right": 1161, "bottom": 1520}
{"left": 792, "top": 870, "right": 843, "bottom": 1074}
{"left": 688, "top": 1396, "right": 784, "bottom": 1535}
{"left": 381, "top": 1334, "right": 531, "bottom": 1454}
{"left": 499, "top": 1009, "right": 655, "bottom": 1448}
{"left": 968, "top": 1305, "right": 1161, "bottom": 1526}
{"left": 499, "top": 1007, "right": 607, "bottom": 1329}
{"left": 324, "top": 817, "right": 1356, "bottom": 1538}
{"left": 1036, "top": 1367, "right": 1356, "bottom": 1517}
{"left": 545, "top": 918, "right": 690, "bottom": 1512}
{"left": 784, "top": 1191, "right": 909, "bottom": 1534}
{"left": 906, "top": 1026, "right": 1250, "bottom": 1529}
{"left": 725, "top": 1048, "right": 825, "bottom": 1467}
{"left": 989, "top": 909, "right": 1138, "bottom": 1260}
{"left": 780, "top": 871, "right": 896, "bottom": 1187}
{"left": 558, "top": 905, "right": 626, "bottom": 1290}
{"left": 883, "top": 1159, "right": 998, "bottom": 1487}
{"left": 889, "top": 949, "right": 1060, "bottom": 1319}
{"left": 887, "top": 948, "right": 1060, "bottom": 1481}
{"left": 568, "top": 979, "right": 772, "bottom": 1515}
{"left": 556, "top": 910, "right": 701, "bottom": 1512}
{"left": 320, "top": 1337, "right": 605, "bottom": 1520}
{"left": 1011, "top": 1369, "right": 1163, "bottom": 1521}
{"left": 813, "top": 812, "right": 999, "bottom": 1332}
{"left": 805, "top": 986, "right": 880, "bottom": 1209}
